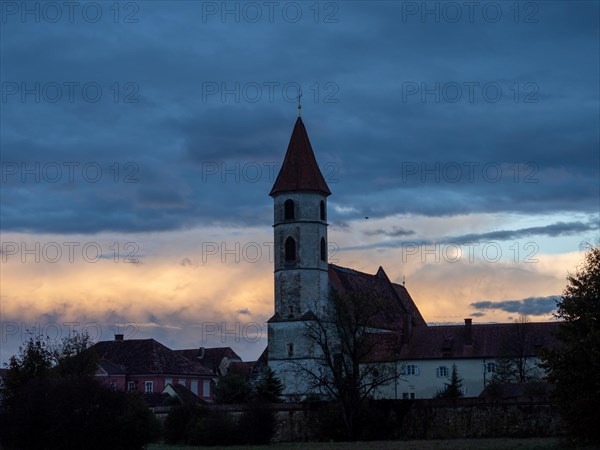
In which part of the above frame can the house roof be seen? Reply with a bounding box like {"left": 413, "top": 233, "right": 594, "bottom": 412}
{"left": 269, "top": 117, "right": 331, "bottom": 197}
{"left": 97, "top": 358, "right": 127, "bottom": 376}
{"left": 91, "top": 339, "right": 213, "bottom": 376}
{"left": 164, "top": 383, "right": 205, "bottom": 405}
{"left": 399, "top": 321, "right": 560, "bottom": 360}
{"left": 175, "top": 347, "right": 241, "bottom": 375}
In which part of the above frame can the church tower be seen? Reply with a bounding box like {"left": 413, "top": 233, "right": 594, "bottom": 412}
{"left": 269, "top": 116, "right": 331, "bottom": 319}
{"left": 268, "top": 115, "right": 331, "bottom": 393}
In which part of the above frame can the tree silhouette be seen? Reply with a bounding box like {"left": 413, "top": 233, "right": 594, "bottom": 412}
{"left": 434, "top": 364, "right": 463, "bottom": 399}
{"left": 542, "top": 244, "right": 600, "bottom": 443}
{"left": 297, "top": 291, "right": 402, "bottom": 439}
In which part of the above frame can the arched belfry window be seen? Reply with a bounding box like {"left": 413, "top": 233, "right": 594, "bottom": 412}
{"left": 284, "top": 199, "right": 295, "bottom": 220}
{"left": 320, "top": 237, "right": 326, "bottom": 261}
{"left": 320, "top": 200, "right": 326, "bottom": 221}
{"left": 285, "top": 236, "right": 296, "bottom": 261}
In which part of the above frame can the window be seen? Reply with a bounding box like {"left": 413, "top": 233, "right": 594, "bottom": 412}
{"left": 165, "top": 378, "right": 173, "bottom": 387}
{"left": 320, "top": 200, "right": 326, "bottom": 220}
{"left": 191, "top": 380, "right": 198, "bottom": 395}
{"left": 436, "top": 366, "right": 449, "bottom": 378}
{"left": 287, "top": 343, "right": 294, "bottom": 357}
{"left": 285, "top": 236, "right": 296, "bottom": 261}
{"left": 127, "top": 381, "right": 135, "bottom": 392}
{"left": 402, "top": 364, "right": 420, "bottom": 375}
{"left": 145, "top": 381, "right": 153, "bottom": 393}
{"left": 202, "top": 380, "right": 210, "bottom": 397}
{"left": 486, "top": 362, "right": 497, "bottom": 373}
{"left": 320, "top": 237, "right": 326, "bottom": 261}
{"left": 179, "top": 379, "right": 186, "bottom": 386}
{"left": 108, "top": 381, "right": 116, "bottom": 391}
{"left": 284, "top": 199, "right": 295, "bottom": 220}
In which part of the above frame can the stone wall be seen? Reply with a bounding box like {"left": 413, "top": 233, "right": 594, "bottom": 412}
{"left": 209, "top": 399, "right": 563, "bottom": 442}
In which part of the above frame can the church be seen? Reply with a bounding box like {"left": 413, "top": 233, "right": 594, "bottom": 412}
{"left": 265, "top": 112, "right": 558, "bottom": 400}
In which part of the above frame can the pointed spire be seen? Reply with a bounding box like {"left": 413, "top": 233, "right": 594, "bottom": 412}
{"left": 270, "top": 117, "right": 331, "bottom": 197}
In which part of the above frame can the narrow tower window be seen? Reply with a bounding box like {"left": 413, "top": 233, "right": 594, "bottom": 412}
{"left": 285, "top": 236, "right": 296, "bottom": 261}
{"left": 320, "top": 200, "right": 326, "bottom": 221}
{"left": 284, "top": 199, "right": 295, "bottom": 220}
{"left": 320, "top": 237, "right": 326, "bottom": 261}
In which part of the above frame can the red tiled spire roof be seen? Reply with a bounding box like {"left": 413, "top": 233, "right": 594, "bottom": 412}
{"left": 269, "top": 117, "right": 331, "bottom": 197}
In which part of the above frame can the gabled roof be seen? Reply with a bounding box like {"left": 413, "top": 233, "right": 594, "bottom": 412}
{"left": 97, "top": 358, "right": 127, "bottom": 376}
{"left": 390, "top": 283, "right": 426, "bottom": 326}
{"left": 399, "top": 322, "right": 560, "bottom": 360}
{"left": 163, "top": 383, "right": 205, "bottom": 405}
{"left": 269, "top": 117, "right": 331, "bottom": 197}
{"left": 91, "top": 339, "right": 213, "bottom": 376}
{"left": 328, "top": 264, "right": 422, "bottom": 330}
{"left": 175, "top": 347, "right": 241, "bottom": 374}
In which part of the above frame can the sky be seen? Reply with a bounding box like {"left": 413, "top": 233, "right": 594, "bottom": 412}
{"left": 1, "top": 1, "right": 599, "bottom": 364}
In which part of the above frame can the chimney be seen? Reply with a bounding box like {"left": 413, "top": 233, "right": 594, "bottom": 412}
{"left": 464, "top": 318, "right": 472, "bottom": 345}
{"left": 115, "top": 334, "right": 124, "bottom": 341}
{"left": 197, "top": 347, "right": 205, "bottom": 359}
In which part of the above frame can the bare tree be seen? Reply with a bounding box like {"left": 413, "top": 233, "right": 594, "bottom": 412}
{"left": 294, "top": 291, "right": 402, "bottom": 438}
{"left": 492, "top": 314, "right": 541, "bottom": 384}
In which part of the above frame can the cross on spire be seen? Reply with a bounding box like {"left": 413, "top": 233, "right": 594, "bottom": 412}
{"left": 297, "top": 87, "right": 302, "bottom": 117}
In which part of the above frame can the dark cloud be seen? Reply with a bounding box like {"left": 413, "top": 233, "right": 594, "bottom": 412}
{"left": 342, "top": 219, "right": 598, "bottom": 252}
{"left": 0, "top": 2, "right": 598, "bottom": 234}
{"left": 470, "top": 296, "right": 560, "bottom": 316}
{"left": 442, "top": 221, "right": 599, "bottom": 245}
{"left": 364, "top": 226, "right": 415, "bottom": 237}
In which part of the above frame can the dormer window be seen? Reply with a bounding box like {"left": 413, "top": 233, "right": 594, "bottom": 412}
{"left": 320, "top": 200, "right": 326, "bottom": 220}
{"left": 285, "top": 236, "right": 296, "bottom": 261}
{"left": 284, "top": 199, "right": 295, "bottom": 220}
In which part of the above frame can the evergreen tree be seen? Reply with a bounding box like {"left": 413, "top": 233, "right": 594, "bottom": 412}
{"left": 214, "top": 371, "right": 251, "bottom": 404}
{"left": 434, "top": 364, "right": 464, "bottom": 399}
{"left": 252, "top": 367, "right": 283, "bottom": 403}
{"left": 542, "top": 244, "right": 600, "bottom": 443}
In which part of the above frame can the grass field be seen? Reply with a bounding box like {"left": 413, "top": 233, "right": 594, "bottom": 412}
{"left": 148, "top": 437, "right": 599, "bottom": 450}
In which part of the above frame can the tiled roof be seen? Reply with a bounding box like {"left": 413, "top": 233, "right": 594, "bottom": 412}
{"left": 166, "top": 383, "right": 205, "bottom": 405}
{"left": 399, "top": 322, "right": 560, "bottom": 360}
{"left": 175, "top": 347, "right": 241, "bottom": 374}
{"left": 91, "top": 339, "right": 213, "bottom": 376}
{"left": 269, "top": 117, "right": 331, "bottom": 196}
{"left": 391, "top": 283, "right": 426, "bottom": 326}
{"left": 97, "top": 358, "right": 127, "bottom": 375}
{"left": 328, "top": 264, "right": 419, "bottom": 331}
